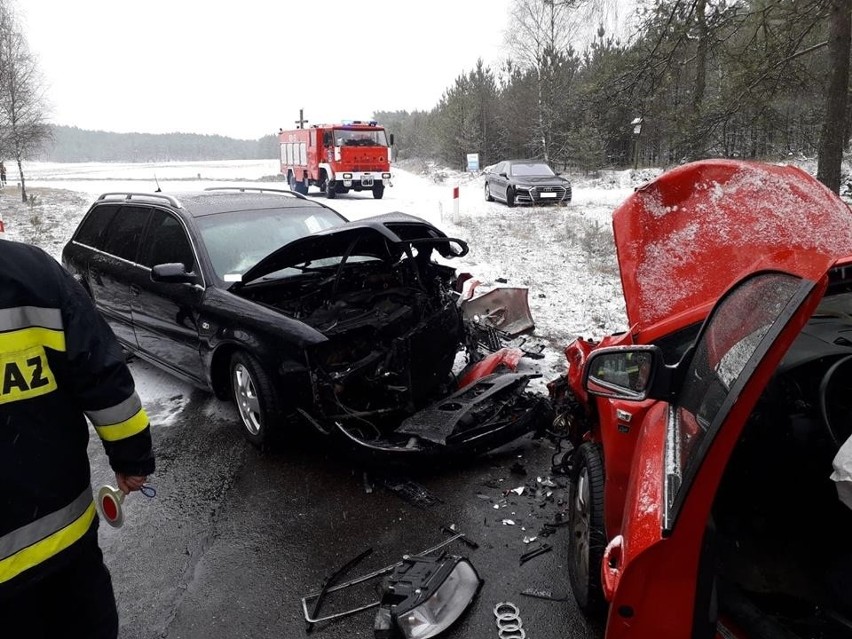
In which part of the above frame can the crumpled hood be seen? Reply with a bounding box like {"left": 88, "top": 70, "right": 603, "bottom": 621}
{"left": 239, "top": 212, "right": 468, "bottom": 284}
{"left": 613, "top": 159, "right": 852, "bottom": 334}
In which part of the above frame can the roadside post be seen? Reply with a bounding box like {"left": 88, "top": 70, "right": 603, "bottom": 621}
{"left": 0, "top": 211, "right": 5, "bottom": 237}
{"left": 452, "top": 185, "right": 459, "bottom": 222}
{"left": 631, "top": 117, "right": 643, "bottom": 170}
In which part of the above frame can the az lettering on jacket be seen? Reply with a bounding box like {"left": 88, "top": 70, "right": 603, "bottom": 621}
{"left": 0, "top": 347, "right": 55, "bottom": 403}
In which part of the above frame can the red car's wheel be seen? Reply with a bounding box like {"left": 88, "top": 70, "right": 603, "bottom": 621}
{"left": 568, "top": 442, "right": 606, "bottom": 615}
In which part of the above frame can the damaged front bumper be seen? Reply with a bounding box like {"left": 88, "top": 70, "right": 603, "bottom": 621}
{"left": 332, "top": 373, "right": 547, "bottom": 458}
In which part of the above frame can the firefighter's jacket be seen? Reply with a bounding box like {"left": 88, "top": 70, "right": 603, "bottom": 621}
{"left": 0, "top": 239, "right": 155, "bottom": 593}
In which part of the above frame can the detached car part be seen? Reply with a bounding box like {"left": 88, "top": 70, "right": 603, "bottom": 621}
{"left": 460, "top": 287, "right": 535, "bottom": 337}
{"left": 300, "top": 532, "right": 470, "bottom": 626}
{"left": 374, "top": 553, "right": 482, "bottom": 639}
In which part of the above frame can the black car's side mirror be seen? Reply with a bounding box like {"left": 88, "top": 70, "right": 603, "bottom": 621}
{"left": 151, "top": 263, "right": 197, "bottom": 284}
{"left": 499, "top": 172, "right": 508, "bottom": 178}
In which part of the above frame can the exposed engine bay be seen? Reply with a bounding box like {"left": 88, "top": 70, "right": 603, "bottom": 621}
{"left": 241, "top": 256, "right": 464, "bottom": 417}
{"left": 713, "top": 298, "right": 852, "bottom": 638}
{"left": 234, "top": 214, "right": 546, "bottom": 457}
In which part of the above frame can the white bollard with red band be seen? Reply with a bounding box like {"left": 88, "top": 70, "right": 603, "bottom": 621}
{"left": 452, "top": 185, "right": 459, "bottom": 221}
{"left": 0, "top": 212, "right": 5, "bottom": 237}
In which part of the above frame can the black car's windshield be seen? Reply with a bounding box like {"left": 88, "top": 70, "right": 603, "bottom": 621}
{"left": 510, "top": 162, "right": 556, "bottom": 177}
{"left": 195, "top": 207, "right": 345, "bottom": 280}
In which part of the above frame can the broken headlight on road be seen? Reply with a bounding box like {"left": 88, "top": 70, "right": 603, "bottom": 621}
{"left": 374, "top": 554, "right": 482, "bottom": 639}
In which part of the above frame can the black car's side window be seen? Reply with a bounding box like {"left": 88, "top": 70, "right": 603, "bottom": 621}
{"left": 74, "top": 204, "right": 119, "bottom": 249}
{"left": 102, "top": 206, "right": 152, "bottom": 263}
{"left": 140, "top": 209, "right": 195, "bottom": 271}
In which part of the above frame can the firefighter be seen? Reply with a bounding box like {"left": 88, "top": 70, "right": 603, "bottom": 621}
{"left": 0, "top": 238, "right": 155, "bottom": 638}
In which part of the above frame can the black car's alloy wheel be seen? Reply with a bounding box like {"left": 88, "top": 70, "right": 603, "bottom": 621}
{"left": 230, "top": 351, "right": 284, "bottom": 448}
{"left": 484, "top": 182, "right": 493, "bottom": 202}
{"left": 568, "top": 442, "right": 607, "bottom": 615}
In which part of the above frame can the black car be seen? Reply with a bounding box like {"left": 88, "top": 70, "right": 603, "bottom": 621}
{"left": 61, "top": 187, "right": 543, "bottom": 456}
{"left": 484, "top": 160, "right": 572, "bottom": 206}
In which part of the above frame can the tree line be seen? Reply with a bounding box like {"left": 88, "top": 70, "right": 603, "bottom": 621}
{"left": 379, "top": 0, "right": 852, "bottom": 192}
{"left": 3, "top": 0, "right": 852, "bottom": 195}
{"left": 43, "top": 126, "right": 278, "bottom": 163}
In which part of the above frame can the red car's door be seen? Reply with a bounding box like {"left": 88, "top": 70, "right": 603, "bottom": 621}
{"left": 601, "top": 263, "right": 831, "bottom": 639}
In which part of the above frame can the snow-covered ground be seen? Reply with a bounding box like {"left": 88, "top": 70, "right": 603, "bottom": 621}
{"left": 0, "top": 159, "right": 653, "bottom": 393}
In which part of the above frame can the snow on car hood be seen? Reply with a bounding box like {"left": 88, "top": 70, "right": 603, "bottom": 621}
{"left": 511, "top": 176, "right": 569, "bottom": 186}
{"left": 613, "top": 159, "right": 852, "bottom": 334}
{"left": 239, "top": 212, "right": 468, "bottom": 284}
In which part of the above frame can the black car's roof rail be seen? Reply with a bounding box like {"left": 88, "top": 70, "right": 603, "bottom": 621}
{"left": 204, "top": 186, "right": 307, "bottom": 200}
{"left": 97, "top": 192, "right": 183, "bottom": 208}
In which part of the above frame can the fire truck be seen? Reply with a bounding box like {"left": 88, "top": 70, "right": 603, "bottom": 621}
{"left": 279, "top": 120, "right": 393, "bottom": 199}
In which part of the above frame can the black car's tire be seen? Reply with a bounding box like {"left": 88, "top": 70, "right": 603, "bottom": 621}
{"left": 568, "top": 442, "right": 607, "bottom": 615}
{"left": 484, "top": 181, "right": 493, "bottom": 202}
{"left": 506, "top": 187, "right": 516, "bottom": 207}
{"left": 372, "top": 184, "right": 384, "bottom": 199}
{"left": 230, "top": 351, "right": 284, "bottom": 448}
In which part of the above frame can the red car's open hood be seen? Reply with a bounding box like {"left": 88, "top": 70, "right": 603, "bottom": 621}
{"left": 613, "top": 159, "right": 852, "bottom": 336}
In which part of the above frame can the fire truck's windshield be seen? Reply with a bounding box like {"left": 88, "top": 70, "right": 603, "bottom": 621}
{"left": 333, "top": 129, "right": 388, "bottom": 147}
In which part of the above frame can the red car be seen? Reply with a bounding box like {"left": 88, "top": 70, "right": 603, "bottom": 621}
{"left": 548, "top": 159, "right": 852, "bottom": 638}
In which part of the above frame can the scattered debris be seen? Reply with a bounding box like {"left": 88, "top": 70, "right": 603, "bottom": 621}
{"left": 522, "top": 536, "right": 537, "bottom": 544}
{"left": 442, "top": 525, "right": 479, "bottom": 549}
{"left": 537, "top": 476, "right": 557, "bottom": 488}
{"left": 502, "top": 519, "right": 516, "bottom": 526}
{"left": 520, "top": 588, "right": 569, "bottom": 602}
{"left": 305, "top": 547, "right": 373, "bottom": 633}
{"left": 379, "top": 477, "right": 443, "bottom": 509}
{"left": 493, "top": 601, "right": 525, "bottom": 637}
{"left": 509, "top": 487, "right": 525, "bottom": 496}
{"left": 363, "top": 472, "right": 374, "bottom": 494}
{"left": 519, "top": 543, "right": 552, "bottom": 565}
{"left": 375, "top": 554, "right": 482, "bottom": 639}
{"left": 301, "top": 533, "right": 469, "bottom": 627}
{"left": 539, "top": 516, "right": 570, "bottom": 538}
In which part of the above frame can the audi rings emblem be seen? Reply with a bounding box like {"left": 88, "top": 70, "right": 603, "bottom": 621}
{"left": 493, "top": 602, "right": 526, "bottom": 639}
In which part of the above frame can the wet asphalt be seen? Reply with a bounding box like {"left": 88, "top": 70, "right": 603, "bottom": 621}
{"left": 86, "top": 358, "right": 604, "bottom": 639}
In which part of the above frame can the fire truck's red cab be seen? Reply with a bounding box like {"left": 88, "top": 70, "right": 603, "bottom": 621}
{"left": 279, "top": 120, "right": 393, "bottom": 200}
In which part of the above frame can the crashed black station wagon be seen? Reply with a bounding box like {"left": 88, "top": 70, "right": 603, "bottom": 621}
{"left": 61, "top": 188, "right": 543, "bottom": 456}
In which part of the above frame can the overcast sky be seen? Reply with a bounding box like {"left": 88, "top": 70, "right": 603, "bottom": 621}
{"left": 21, "top": 0, "right": 513, "bottom": 140}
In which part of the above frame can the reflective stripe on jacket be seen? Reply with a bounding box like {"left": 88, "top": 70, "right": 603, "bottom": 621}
{"left": 0, "top": 239, "right": 154, "bottom": 590}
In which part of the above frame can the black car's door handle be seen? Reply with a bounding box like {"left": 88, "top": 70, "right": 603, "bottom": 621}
{"left": 130, "top": 284, "right": 141, "bottom": 296}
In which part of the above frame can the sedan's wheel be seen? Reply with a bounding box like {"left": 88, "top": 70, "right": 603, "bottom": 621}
{"left": 568, "top": 442, "right": 606, "bottom": 615}
{"left": 506, "top": 187, "right": 516, "bottom": 207}
{"left": 484, "top": 182, "right": 493, "bottom": 202}
{"left": 230, "top": 351, "right": 283, "bottom": 448}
